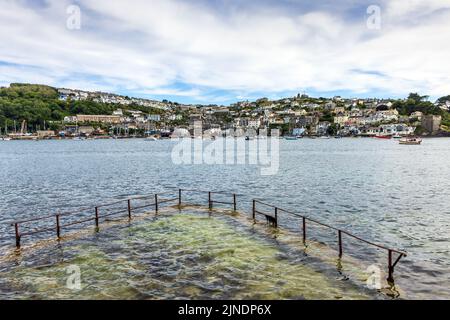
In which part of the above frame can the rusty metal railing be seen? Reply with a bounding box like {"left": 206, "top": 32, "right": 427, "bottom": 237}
{"left": 251, "top": 199, "right": 407, "bottom": 282}
{"left": 6, "top": 188, "right": 406, "bottom": 282}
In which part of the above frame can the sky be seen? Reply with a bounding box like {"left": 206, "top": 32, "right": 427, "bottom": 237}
{"left": 1, "top": 0, "right": 450, "bottom": 105}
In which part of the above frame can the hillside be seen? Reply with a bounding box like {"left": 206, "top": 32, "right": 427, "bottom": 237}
{"left": 0, "top": 84, "right": 164, "bottom": 131}
{"left": 1, "top": 83, "right": 449, "bottom": 132}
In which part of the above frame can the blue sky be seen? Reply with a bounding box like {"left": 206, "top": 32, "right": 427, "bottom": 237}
{"left": 1, "top": 0, "right": 450, "bottom": 104}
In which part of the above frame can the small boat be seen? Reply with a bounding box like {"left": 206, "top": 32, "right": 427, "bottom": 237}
{"left": 320, "top": 136, "right": 331, "bottom": 139}
{"left": 399, "top": 137, "right": 422, "bottom": 145}
{"left": 374, "top": 135, "right": 392, "bottom": 140}
{"left": 334, "top": 136, "right": 342, "bottom": 139}
{"left": 284, "top": 136, "right": 298, "bottom": 140}
{"left": 392, "top": 134, "right": 402, "bottom": 139}
{"left": 1, "top": 137, "right": 11, "bottom": 141}
{"left": 245, "top": 136, "right": 255, "bottom": 141}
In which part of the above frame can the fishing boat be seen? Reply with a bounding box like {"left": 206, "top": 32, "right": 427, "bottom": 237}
{"left": 399, "top": 137, "right": 422, "bottom": 145}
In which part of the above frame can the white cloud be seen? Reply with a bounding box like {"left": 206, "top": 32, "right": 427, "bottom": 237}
{"left": 1, "top": 0, "right": 450, "bottom": 102}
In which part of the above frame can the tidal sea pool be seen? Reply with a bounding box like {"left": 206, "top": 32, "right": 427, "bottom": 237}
{"left": 0, "top": 209, "right": 381, "bottom": 300}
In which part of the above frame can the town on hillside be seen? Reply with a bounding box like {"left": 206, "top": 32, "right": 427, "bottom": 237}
{"left": 0, "top": 84, "right": 449, "bottom": 140}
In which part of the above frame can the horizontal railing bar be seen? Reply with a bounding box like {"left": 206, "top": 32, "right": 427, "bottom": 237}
{"left": 11, "top": 214, "right": 56, "bottom": 225}
{"left": 254, "top": 199, "right": 278, "bottom": 209}
{"left": 58, "top": 207, "right": 92, "bottom": 217}
{"left": 60, "top": 217, "right": 96, "bottom": 228}
{"left": 9, "top": 207, "right": 98, "bottom": 225}
{"left": 180, "top": 188, "right": 244, "bottom": 196}
{"left": 254, "top": 210, "right": 274, "bottom": 217}
{"left": 20, "top": 227, "right": 56, "bottom": 237}
{"left": 95, "top": 199, "right": 127, "bottom": 209}
{"left": 131, "top": 194, "right": 159, "bottom": 200}
{"left": 157, "top": 198, "right": 179, "bottom": 204}
{"left": 210, "top": 200, "right": 234, "bottom": 205}
{"left": 341, "top": 231, "right": 406, "bottom": 256}
{"left": 131, "top": 203, "right": 156, "bottom": 211}
{"left": 98, "top": 209, "right": 128, "bottom": 219}
{"left": 98, "top": 209, "right": 128, "bottom": 218}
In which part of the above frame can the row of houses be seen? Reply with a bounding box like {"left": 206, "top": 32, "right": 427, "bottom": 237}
{"left": 58, "top": 89, "right": 169, "bottom": 110}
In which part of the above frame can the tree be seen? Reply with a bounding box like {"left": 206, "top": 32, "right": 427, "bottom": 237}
{"left": 407, "top": 93, "right": 429, "bottom": 103}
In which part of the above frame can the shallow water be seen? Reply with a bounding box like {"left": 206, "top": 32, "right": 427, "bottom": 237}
{"left": 0, "top": 138, "right": 449, "bottom": 299}
{"left": 0, "top": 209, "right": 381, "bottom": 300}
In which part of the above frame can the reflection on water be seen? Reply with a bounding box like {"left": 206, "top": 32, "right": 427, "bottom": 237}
{"left": 0, "top": 210, "right": 382, "bottom": 300}
{"left": 0, "top": 138, "right": 449, "bottom": 299}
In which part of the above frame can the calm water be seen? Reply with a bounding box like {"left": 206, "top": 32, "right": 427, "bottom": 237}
{"left": 0, "top": 138, "right": 449, "bottom": 299}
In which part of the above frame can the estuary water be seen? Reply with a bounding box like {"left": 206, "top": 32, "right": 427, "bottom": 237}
{"left": 0, "top": 137, "right": 449, "bottom": 299}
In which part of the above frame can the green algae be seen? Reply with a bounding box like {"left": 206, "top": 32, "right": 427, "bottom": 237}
{"left": 124, "top": 214, "right": 371, "bottom": 299}
{"left": 0, "top": 213, "right": 373, "bottom": 300}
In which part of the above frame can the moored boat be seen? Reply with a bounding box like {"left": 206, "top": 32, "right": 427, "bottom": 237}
{"left": 374, "top": 135, "right": 392, "bottom": 139}
{"left": 399, "top": 137, "right": 422, "bottom": 145}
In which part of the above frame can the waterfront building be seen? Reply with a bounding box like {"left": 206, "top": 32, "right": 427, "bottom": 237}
{"left": 76, "top": 115, "right": 121, "bottom": 124}
{"left": 379, "top": 124, "right": 416, "bottom": 136}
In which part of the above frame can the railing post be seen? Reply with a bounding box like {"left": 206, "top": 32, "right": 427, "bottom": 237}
{"left": 127, "top": 199, "right": 132, "bottom": 219}
{"left": 178, "top": 189, "right": 182, "bottom": 207}
{"left": 208, "top": 192, "right": 212, "bottom": 210}
{"left": 14, "top": 223, "right": 21, "bottom": 249}
{"left": 252, "top": 200, "right": 256, "bottom": 220}
{"left": 155, "top": 194, "right": 159, "bottom": 213}
{"left": 233, "top": 194, "right": 237, "bottom": 211}
{"left": 338, "top": 230, "right": 343, "bottom": 258}
{"left": 274, "top": 207, "right": 278, "bottom": 228}
{"left": 302, "top": 217, "right": 306, "bottom": 243}
{"left": 56, "top": 214, "right": 61, "bottom": 239}
{"left": 388, "top": 250, "right": 394, "bottom": 282}
{"left": 95, "top": 207, "right": 99, "bottom": 229}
